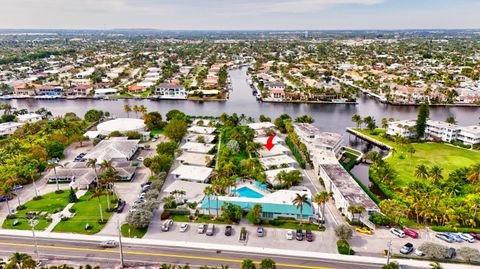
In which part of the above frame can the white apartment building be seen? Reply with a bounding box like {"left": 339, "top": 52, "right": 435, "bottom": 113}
{"left": 387, "top": 119, "right": 480, "bottom": 146}
{"left": 294, "top": 123, "right": 344, "bottom": 155}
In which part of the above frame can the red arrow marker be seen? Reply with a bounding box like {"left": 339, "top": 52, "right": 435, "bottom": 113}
{"left": 265, "top": 134, "right": 276, "bottom": 151}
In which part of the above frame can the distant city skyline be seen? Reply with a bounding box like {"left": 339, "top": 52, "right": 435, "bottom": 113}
{"left": 1, "top": 0, "right": 479, "bottom": 30}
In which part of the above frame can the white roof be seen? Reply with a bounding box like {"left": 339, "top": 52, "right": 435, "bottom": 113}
{"left": 84, "top": 130, "right": 101, "bottom": 139}
{"left": 258, "top": 144, "right": 290, "bottom": 158}
{"left": 171, "top": 165, "right": 212, "bottom": 182}
{"left": 95, "top": 88, "right": 118, "bottom": 94}
{"left": 254, "top": 136, "right": 283, "bottom": 145}
{"left": 185, "top": 133, "right": 216, "bottom": 143}
{"left": 192, "top": 119, "right": 215, "bottom": 126}
{"left": 97, "top": 118, "right": 146, "bottom": 134}
{"left": 260, "top": 155, "right": 297, "bottom": 168}
{"left": 247, "top": 122, "right": 275, "bottom": 130}
{"left": 83, "top": 138, "right": 139, "bottom": 163}
{"left": 177, "top": 152, "right": 214, "bottom": 166}
{"left": 180, "top": 142, "right": 215, "bottom": 154}
{"left": 16, "top": 113, "right": 42, "bottom": 123}
{"left": 188, "top": 126, "right": 216, "bottom": 134}
{"left": 163, "top": 180, "right": 209, "bottom": 202}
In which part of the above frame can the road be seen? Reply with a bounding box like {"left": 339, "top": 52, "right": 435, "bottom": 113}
{"left": 0, "top": 235, "right": 386, "bottom": 269}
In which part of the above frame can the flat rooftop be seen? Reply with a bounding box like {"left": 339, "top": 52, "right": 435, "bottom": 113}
{"left": 321, "top": 163, "right": 378, "bottom": 210}
{"left": 260, "top": 155, "right": 297, "bottom": 168}
{"left": 171, "top": 164, "right": 213, "bottom": 182}
{"left": 177, "top": 152, "right": 214, "bottom": 166}
{"left": 247, "top": 122, "right": 276, "bottom": 130}
{"left": 187, "top": 126, "right": 216, "bottom": 135}
{"left": 180, "top": 142, "right": 215, "bottom": 154}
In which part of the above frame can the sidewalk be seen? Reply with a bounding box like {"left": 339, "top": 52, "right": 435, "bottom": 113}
{"left": 0, "top": 229, "right": 477, "bottom": 269}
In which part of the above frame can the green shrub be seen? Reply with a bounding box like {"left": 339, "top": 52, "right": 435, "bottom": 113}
{"left": 431, "top": 226, "right": 480, "bottom": 233}
{"left": 337, "top": 240, "right": 355, "bottom": 255}
{"left": 69, "top": 208, "right": 76, "bottom": 213}
{"left": 369, "top": 212, "right": 391, "bottom": 226}
{"left": 164, "top": 209, "right": 190, "bottom": 215}
{"left": 33, "top": 196, "right": 43, "bottom": 200}
{"left": 160, "top": 211, "right": 171, "bottom": 220}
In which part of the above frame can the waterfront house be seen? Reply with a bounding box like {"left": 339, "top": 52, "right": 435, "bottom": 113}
{"left": 94, "top": 88, "right": 118, "bottom": 97}
{"left": 128, "top": 85, "right": 146, "bottom": 93}
{"left": 66, "top": 84, "right": 93, "bottom": 96}
{"left": 153, "top": 83, "right": 187, "bottom": 99}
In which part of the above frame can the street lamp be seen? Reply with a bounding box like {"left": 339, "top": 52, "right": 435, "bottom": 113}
{"left": 386, "top": 240, "right": 392, "bottom": 264}
{"left": 29, "top": 218, "right": 39, "bottom": 261}
{"left": 117, "top": 218, "right": 125, "bottom": 268}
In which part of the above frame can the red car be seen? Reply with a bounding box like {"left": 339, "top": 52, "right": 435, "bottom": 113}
{"left": 469, "top": 232, "right": 480, "bottom": 240}
{"left": 403, "top": 228, "right": 418, "bottom": 238}
{"left": 305, "top": 230, "right": 314, "bottom": 242}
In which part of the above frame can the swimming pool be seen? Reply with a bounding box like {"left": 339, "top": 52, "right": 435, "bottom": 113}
{"left": 234, "top": 186, "right": 264, "bottom": 198}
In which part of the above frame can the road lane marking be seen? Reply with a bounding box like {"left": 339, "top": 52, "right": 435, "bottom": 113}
{"left": 0, "top": 241, "right": 333, "bottom": 269}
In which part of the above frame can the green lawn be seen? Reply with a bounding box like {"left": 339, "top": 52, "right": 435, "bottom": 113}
{"left": 2, "top": 191, "right": 70, "bottom": 231}
{"left": 150, "top": 129, "right": 165, "bottom": 136}
{"left": 52, "top": 192, "right": 113, "bottom": 234}
{"left": 354, "top": 128, "right": 480, "bottom": 186}
{"left": 121, "top": 224, "right": 148, "bottom": 238}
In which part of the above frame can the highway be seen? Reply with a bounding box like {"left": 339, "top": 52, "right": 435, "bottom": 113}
{"left": 0, "top": 235, "right": 385, "bottom": 269}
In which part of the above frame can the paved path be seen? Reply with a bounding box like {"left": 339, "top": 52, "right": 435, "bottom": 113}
{"left": 44, "top": 190, "right": 88, "bottom": 233}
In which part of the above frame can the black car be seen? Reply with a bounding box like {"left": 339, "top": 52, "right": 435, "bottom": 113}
{"left": 305, "top": 230, "right": 314, "bottom": 242}
{"left": 225, "top": 225, "right": 233, "bottom": 236}
{"left": 115, "top": 199, "right": 126, "bottom": 213}
{"left": 296, "top": 229, "right": 304, "bottom": 241}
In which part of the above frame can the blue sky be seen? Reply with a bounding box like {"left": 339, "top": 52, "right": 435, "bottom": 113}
{"left": 1, "top": 0, "right": 479, "bottom": 30}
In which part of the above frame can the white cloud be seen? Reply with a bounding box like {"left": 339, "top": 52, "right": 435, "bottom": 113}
{"left": 236, "top": 0, "right": 385, "bottom": 14}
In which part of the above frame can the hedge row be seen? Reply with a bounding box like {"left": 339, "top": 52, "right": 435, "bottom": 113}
{"left": 285, "top": 136, "right": 306, "bottom": 169}
{"left": 431, "top": 226, "right": 480, "bottom": 234}
{"left": 346, "top": 170, "right": 381, "bottom": 205}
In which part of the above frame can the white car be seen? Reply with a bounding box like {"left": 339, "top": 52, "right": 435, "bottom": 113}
{"left": 458, "top": 233, "right": 475, "bottom": 243}
{"left": 137, "top": 157, "right": 145, "bottom": 161}
{"left": 100, "top": 240, "right": 118, "bottom": 248}
{"left": 197, "top": 224, "right": 207, "bottom": 234}
{"left": 414, "top": 249, "right": 424, "bottom": 256}
{"left": 179, "top": 223, "right": 189, "bottom": 232}
{"left": 390, "top": 228, "right": 406, "bottom": 238}
{"left": 286, "top": 230, "right": 294, "bottom": 240}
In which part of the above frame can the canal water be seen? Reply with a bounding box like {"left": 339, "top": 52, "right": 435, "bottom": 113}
{"left": 3, "top": 67, "right": 479, "bottom": 186}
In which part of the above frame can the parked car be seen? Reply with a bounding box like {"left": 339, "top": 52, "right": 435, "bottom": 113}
{"left": 414, "top": 249, "right": 424, "bottom": 256}
{"left": 141, "top": 185, "right": 151, "bottom": 193}
{"left": 179, "top": 223, "right": 189, "bottom": 232}
{"left": 436, "top": 233, "right": 453, "bottom": 243}
{"left": 161, "top": 219, "right": 173, "bottom": 231}
{"left": 225, "top": 226, "right": 233, "bottom": 236}
{"left": 446, "top": 248, "right": 456, "bottom": 259}
{"left": 257, "top": 227, "right": 265, "bottom": 237}
{"left": 400, "top": 243, "right": 414, "bottom": 254}
{"left": 390, "top": 228, "right": 406, "bottom": 238}
{"left": 457, "top": 233, "right": 475, "bottom": 243}
{"left": 0, "top": 196, "right": 13, "bottom": 202}
{"left": 12, "top": 185, "right": 23, "bottom": 191}
{"left": 356, "top": 227, "right": 373, "bottom": 235}
{"left": 115, "top": 199, "right": 126, "bottom": 213}
{"left": 137, "top": 157, "right": 145, "bottom": 161}
{"left": 206, "top": 224, "right": 215, "bottom": 236}
{"left": 447, "top": 233, "right": 463, "bottom": 243}
{"left": 295, "top": 230, "right": 304, "bottom": 241}
{"left": 197, "top": 224, "right": 207, "bottom": 234}
{"left": 470, "top": 232, "right": 480, "bottom": 240}
{"left": 100, "top": 240, "right": 118, "bottom": 248}
{"left": 402, "top": 228, "right": 418, "bottom": 238}
{"left": 286, "top": 230, "right": 294, "bottom": 240}
{"left": 305, "top": 230, "right": 314, "bottom": 242}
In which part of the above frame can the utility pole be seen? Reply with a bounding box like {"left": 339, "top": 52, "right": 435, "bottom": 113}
{"left": 386, "top": 240, "right": 392, "bottom": 264}
{"left": 117, "top": 218, "right": 125, "bottom": 268}
{"left": 29, "top": 218, "right": 39, "bottom": 261}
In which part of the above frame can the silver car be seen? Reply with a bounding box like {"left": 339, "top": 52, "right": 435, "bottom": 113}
{"left": 100, "top": 240, "right": 118, "bottom": 248}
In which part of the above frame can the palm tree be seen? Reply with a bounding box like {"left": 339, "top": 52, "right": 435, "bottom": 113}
{"left": 348, "top": 205, "right": 366, "bottom": 223}
{"left": 25, "top": 165, "right": 39, "bottom": 198}
{"left": 124, "top": 104, "right": 132, "bottom": 118}
{"left": 8, "top": 252, "right": 36, "bottom": 269}
{"left": 429, "top": 165, "right": 444, "bottom": 184}
{"left": 406, "top": 145, "right": 416, "bottom": 169}
{"left": 133, "top": 105, "right": 140, "bottom": 118}
{"left": 90, "top": 186, "right": 105, "bottom": 222}
{"left": 414, "top": 164, "right": 429, "bottom": 180}
{"left": 203, "top": 186, "right": 214, "bottom": 216}
{"left": 139, "top": 105, "right": 147, "bottom": 118}
{"left": 365, "top": 151, "right": 382, "bottom": 165}
{"left": 46, "top": 161, "right": 63, "bottom": 191}
{"left": 292, "top": 193, "right": 311, "bottom": 226}
{"left": 351, "top": 114, "right": 361, "bottom": 128}
{"left": 467, "top": 164, "right": 480, "bottom": 183}
{"left": 430, "top": 262, "right": 443, "bottom": 269}
{"left": 312, "top": 191, "right": 329, "bottom": 223}
{"left": 251, "top": 204, "right": 263, "bottom": 223}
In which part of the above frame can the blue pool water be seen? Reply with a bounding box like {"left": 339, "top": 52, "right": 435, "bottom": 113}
{"left": 234, "top": 187, "right": 264, "bottom": 198}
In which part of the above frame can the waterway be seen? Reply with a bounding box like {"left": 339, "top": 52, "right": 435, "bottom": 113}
{"left": 2, "top": 67, "right": 479, "bottom": 186}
